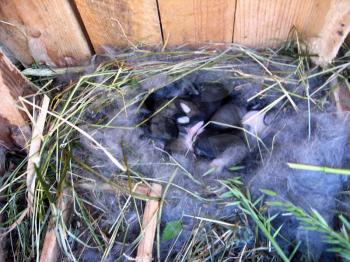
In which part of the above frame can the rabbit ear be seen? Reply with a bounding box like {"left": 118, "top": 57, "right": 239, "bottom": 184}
{"left": 186, "top": 121, "right": 204, "bottom": 140}
{"left": 180, "top": 102, "right": 191, "bottom": 114}
{"left": 184, "top": 121, "right": 205, "bottom": 150}
{"left": 177, "top": 116, "right": 190, "bottom": 124}
{"left": 242, "top": 110, "right": 267, "bottom": 135}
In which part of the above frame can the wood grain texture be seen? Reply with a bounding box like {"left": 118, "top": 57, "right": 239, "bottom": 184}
{"left": 74, "top": 0, "right": 162, "bottom": 53}
{"left": 234, "top": 0, "right": 315, "bottom": 47}
{"left": 0, "top": 0, "right": 91, "bottom": 67}
{"left": 0, "top": 1, "right": 32, "bottom": 65}
{"left": 0, "top": 53, "right": 28, "bottom": 127}
{"left": 158, "top": 0, "right": 236, "bottom": 46}
{"left": 302, "top": 0, "right": 331, "bottom": 38}
{"left": 0, "top": 50, "right": 31, "bottom": 150}
{"left": 305, "top": 0, "right": 350, "bottom": 65}
{"left": 40, "top": 189, "right": 71, "bottom": 262}
{"left": 136, "top": 183, "right": 162, "bottom": 262}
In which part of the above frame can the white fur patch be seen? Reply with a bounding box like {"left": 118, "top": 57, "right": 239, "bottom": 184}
{"left": 242, "top": 110, "right": 266, "bottom": 135}
{"left": 180, "top": 102, "right": 191, "bottom": 114}
{"left": 177, "top": 116, "right": 190, "bottom": 124}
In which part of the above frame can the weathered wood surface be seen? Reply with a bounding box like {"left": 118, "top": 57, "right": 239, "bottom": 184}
{"left": 74, "top": 0, "right": 162, "bottom": 53}
{"left": 40, "top": 189, "right": 71, "bottom": 262}
{"left": 0, "top": 0, "right": 91, "bottom": 67}
{"left": 233, "top": 0, "right": 315, "bottom": 47}
{"left": 303, "top": 0, "right": 331, "bottom": 39}
{"left": 305, "top": 0, "right": 350, "bottom": 65}
{"left": 136, "top": 183, "right": 162, "bottom": 262}
{"left": 158, "top": 0, "right": 236, "bottom": 46}
{"left": 26, "top": 95, "right": 50, "bottom": 212}
{"left": 0, "top": 0, "right": 348, "bottom": 66}
{"left": 0, "top": 51, "right": 31, "bottom": 150}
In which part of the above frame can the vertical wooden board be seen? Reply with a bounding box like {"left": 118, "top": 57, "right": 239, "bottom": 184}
{"left": 302, "top": 0, "right": 331, "bottom": 38}
{"left": 0, "top": 0, "right": 91, "bottom": 67}
{"left": 73, "top": 0, "right": 162, "bottom": 53}
{"left": 304, "top": 0, "right": 350, "bottom": 65}
{"left": 234, "top": 0, "right": 314, "bottom": 47}
{"left": 158, "top": 0, "right": 236, "bottom": 46}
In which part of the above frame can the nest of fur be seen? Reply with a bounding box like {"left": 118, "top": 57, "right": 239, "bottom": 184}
{"left": 2, "top": 44, "right": 350, "bottom": 261}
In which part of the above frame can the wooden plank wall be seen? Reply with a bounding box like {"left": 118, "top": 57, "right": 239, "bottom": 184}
{"left": 0, "top": 0, "right": 91, "bottom": 67}
{"left": 233, "top": 0, "right": 315, "bottom": 47}
{"left": 303, "top": 0, "right": 332, "bottom": 38}
{"left": 73, "top": 0, "right": 162, "bottom": 53}
{"left": 158, "top": 0, "right": 236, "bottom": 46}
{"left": 305, "top": 0, "right": 350, "bottom": 65}
{"left": 0, "top": 0, "right": 347, "bottom": 66}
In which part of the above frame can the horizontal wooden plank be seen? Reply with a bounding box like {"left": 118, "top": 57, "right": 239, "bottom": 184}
{"left": 0, "top": 0, "right": 92, "bottom": 67}
{"left": 74, "top": 0, "right": 162, "bottom": 53}
{"left": 234, "top": 0, "right": 314, "bottom": 47}
{"left": 158, "top": 0, "right": 236, "bottom": 46}
{"left": 0, "top": 0, "right": 346, "bottom": 66}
